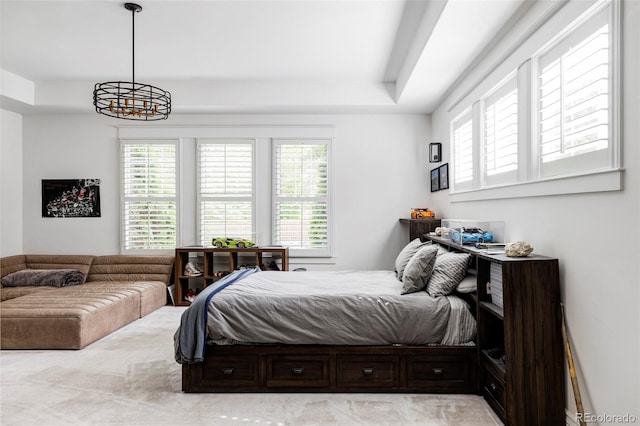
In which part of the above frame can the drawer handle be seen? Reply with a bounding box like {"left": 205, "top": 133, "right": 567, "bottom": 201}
{"left": 222, "top": 368, "right": 234, "bottom": 375}
{"left": 291, "top": 368, "right": 304, "bottom": 375}
{"left": 362, "top": 368, "right": 374, "bottom": 375}
{"left": 490, "top": 382, "right": 497, "bottom": 392}
{"left": 432, "top": 368, "right": 443, "bottom": 375}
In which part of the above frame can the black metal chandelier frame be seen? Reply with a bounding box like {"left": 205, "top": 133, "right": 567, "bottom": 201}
{"left": 93, "top": 3, "right": 171, "bottom": 121}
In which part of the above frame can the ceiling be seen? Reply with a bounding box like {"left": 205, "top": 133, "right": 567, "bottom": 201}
{"left": 0, "top": 0, "right": 529, "bottom": 115}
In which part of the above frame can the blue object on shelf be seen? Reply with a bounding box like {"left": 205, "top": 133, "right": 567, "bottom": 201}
{"left": 449, "top": 228, "right": 494, "bottom": 245}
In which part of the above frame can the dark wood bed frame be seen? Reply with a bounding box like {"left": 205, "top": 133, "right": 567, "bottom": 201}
{"left": 181, "top": 236, "right": 567, "bottom": 425}
{"left": 182, "top": 344, "right": 477, "bottom": 393}
{"left": 182, "top": 270, "right": 480, "bottom": 394}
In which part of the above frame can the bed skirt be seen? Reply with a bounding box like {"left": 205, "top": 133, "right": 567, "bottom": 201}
{"left": 182, "top": 344, "right": 477, "bottom": 393}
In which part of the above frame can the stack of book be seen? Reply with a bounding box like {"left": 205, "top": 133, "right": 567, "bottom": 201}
{"left": 475, "top": 242, "right": 507, "bottom": 255}
{"left": 489, "top": 262, "right": 504, "bottom": 308}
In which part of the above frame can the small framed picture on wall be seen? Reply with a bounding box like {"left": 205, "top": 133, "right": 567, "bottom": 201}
{"left": 439, "top": 163, "right": 449, "bottom": 190}
{"left": 429, "top": 142, "right": 441, "bottom": 163}
{"left": 430, "top": 168, "right": 440, "bottom": 192}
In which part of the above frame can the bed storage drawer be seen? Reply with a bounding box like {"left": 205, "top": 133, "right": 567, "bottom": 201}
{"left": 406, "top": 354, "right": 475, "bottom": 392}
{"left": 337, "top": 355, "right": 400, "bottom": 388}
{"left": 183, "top": 345, "right": 478, "bottom": 393}
{"left": 266, "top": 355, "right": 330, "bottom": 387}
{"left": 201, "top": 355, "right": 260, "bottom": 388}
{"left": 482, "top": 367, "right": 506, "bottom": 421}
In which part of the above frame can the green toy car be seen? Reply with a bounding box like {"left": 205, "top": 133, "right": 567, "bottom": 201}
{"left": 211, "top": 237, "right": 255, "bottom": 248}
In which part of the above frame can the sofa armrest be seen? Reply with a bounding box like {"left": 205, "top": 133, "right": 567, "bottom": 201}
{"left": 1, "top": 255, "right": 27, "bottom": 280}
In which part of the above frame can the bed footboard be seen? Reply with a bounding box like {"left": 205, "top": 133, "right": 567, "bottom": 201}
{"left": 182, "top": 344, "right": 477, "bottom": 393}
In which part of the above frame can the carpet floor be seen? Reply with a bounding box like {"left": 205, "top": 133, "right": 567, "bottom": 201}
{"left": 1, "top": 307, "right": 503, "bottom": 426}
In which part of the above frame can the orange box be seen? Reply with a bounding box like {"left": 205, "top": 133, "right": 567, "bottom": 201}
{"left": 411, "top": 208, "right": 434, "bottom": 219}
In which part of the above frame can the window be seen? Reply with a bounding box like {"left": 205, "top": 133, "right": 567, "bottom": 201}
{"left": 483, "top": 74, "right": 518, "bottom": 185}
{"left": 273, "top": 140, "right": 330, "bottom": 256}
{"left": 119, "top": 126, "right": 335, "bottom": 257}
{"left": 447, "top": 0, "right": 619, "bottom": 200}
{"left": 536, "top": 5, "right": 611, "bottom": 178}
{"left": 198, "top": 140, "right": 254, "bottom": 245}
{"left": 451, "top": 110, "right": 474, "bottom": 190}
{"left": 121, "top": 140, "right": 178, "bottom": 252}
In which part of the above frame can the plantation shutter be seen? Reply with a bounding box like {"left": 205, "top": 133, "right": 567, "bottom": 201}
{"left": 452, "top": 110, "right": 473, "bottom": 190}
{"left": 121, "top": 141, "right": 177, "bottom": 252}
{"left": 537, "top": 6, "right": 610, "bottom": 177}
{"left": 484, "top": 76, "right": 518, "bottom": 185}
{"left": 273, "top": 140, "right": 330, "bottom": 256}
{"left": 198, "top": 140, "right": 254, "bottom": 246}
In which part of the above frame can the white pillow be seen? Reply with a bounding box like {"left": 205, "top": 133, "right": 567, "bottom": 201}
{"left": 436, "top": 244, "right": 449, "bottom": 256}
{"left": 401, "top": 245, "right": 439, "bottom": 294}
{"left": 394, "top": 238, "right": 431, "bottom": 281}
{"left": 456, "top": 274, "right": 477, "bottom": 293}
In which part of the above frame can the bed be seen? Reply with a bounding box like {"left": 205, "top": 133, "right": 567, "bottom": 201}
{"left": 175, "top": 241, "right": 479, "bottom": 393}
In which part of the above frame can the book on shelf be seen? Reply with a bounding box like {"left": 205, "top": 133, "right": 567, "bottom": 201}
{"left": 475, "top": 242, "right": 507, "bottom": 249}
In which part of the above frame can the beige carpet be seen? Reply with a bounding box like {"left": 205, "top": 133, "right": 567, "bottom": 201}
{"left": 1, "top": 307, "right": 503, "bottom": 426}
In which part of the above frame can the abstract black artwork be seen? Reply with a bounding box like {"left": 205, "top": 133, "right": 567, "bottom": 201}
{"left": 42, "top": 179, "right": 101, "bottom": 218}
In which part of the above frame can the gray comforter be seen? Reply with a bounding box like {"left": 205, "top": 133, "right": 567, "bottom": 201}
{"left": 175, "top": 269, "right": 476, "bottom": 364}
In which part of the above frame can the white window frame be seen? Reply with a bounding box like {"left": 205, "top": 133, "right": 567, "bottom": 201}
{"left": 447, "top": 0, "right": 621, "bottom": 202}
{"left": 118, "top": 125, "right": 335, "bottom": 259}
{"left": 272, "top": 139, "right": 332, "bottom": 258}
{"left": 481, "top": 72, "right": 519, "bottom": 187}
{"left": 196, "top": 139, "right": 256, "bottom": 246}
{"left": 120, "top": 139, "right": 179, "bottom": 255}
{"left": 451, "top": 108, "right": 474, "bottom": 192}
{"left": 533, "top": 1, "right": 615, "bottom": 179}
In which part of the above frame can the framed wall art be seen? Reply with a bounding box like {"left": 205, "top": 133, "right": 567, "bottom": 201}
{"left": 42, "top": 178, "right": 101, "bottom": 218}
{"left": 429, "top": 142, "right": 441, "bottom": 163}
{"left": 439, "top": 163, "right": 449, "bottom": 190}
{"left": 430, "top": 168, "right": 440, "bottom": 192}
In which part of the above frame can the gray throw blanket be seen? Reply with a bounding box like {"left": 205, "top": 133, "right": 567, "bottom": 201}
{"left": 174, "top": 267, "right": 260, "bottom": 364}
{"left": 1, "top": 269, "right": 86, "bottom": 287}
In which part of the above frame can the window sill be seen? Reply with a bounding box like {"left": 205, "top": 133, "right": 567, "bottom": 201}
{"left": 289, "top": 257, "right": 337, "bottom": 265}
{"left": 449, "top": 168, "right": 623, "bottom": 202}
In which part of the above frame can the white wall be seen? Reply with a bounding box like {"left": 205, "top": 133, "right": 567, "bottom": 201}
{"left": 21, "top": 113, "right": 431, "bottom": 269}
{"left": 1, "top": 108, "right": 23, "bottom": 256}
{"left": 428, "top": 0, "right": 640, "bottom": 422}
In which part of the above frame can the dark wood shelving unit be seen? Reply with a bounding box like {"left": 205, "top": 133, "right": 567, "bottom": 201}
{"left": 427, "top": 235, "right": 565, "bottom": 425}
{"left": 174, "top": 246, "right": 289, "bottom": 306}
{"left": 399, "top": 218, "right": 442, "bottom": 241}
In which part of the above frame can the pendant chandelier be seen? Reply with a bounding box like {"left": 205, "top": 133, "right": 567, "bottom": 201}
{"left": 93, "top": 3, "right": 171, "bottom": 120}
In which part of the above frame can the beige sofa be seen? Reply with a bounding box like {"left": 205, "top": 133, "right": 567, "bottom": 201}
{"left": 0, "top": 254, "right": 174, "bottom": 350}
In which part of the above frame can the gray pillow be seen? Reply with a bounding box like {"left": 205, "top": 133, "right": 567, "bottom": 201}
{"left": 1, "top": 269, "right": 86, "bottom": 287}
{"left": 401, "top": 245, "right": 438, "bottom": 294}
{"left": 426, "top": 252, "right": 472, "bottom": 297}
{"left": 394, "top": 238, "right": 431, "bottom": 280}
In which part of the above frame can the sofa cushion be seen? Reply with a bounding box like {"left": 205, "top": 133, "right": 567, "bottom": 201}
{"left": 87, "top": 255, "right": 173, "bottom": 283}
{"left": 1, "top": 286, "right": 56, "bottom": 302}
{"left": 0, "top": 289, "right": 140, "bottom": 349}
{"left": 81, "top": 281, "right": 167, "bottom": 317}
{"left": 25, "top": 254, "right": 94, "bottom": 276}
